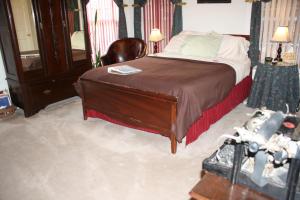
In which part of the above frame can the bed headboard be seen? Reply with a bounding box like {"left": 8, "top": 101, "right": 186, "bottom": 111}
{"left": 230, "top": 34, "right": 250, "bottom": 41}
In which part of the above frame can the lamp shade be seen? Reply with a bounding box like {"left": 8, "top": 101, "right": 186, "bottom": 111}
{"left": 272, "top": 26, "right": 290, "bottom": 43}
{"left": 149, "top": 29, "right": 164, "bottom": 42}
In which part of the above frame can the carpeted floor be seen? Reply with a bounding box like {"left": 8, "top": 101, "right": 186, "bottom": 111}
{"left": 0, "top": 97, "right": 255, "bottom": 200}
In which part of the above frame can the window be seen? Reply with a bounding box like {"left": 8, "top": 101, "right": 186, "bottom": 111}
{"left": 260, "top": 0, "right": 300, "bottom": 64}
{"left": 86, "top": 0, "right": 119, "bottom": 61}
{"left": 144, "top": 0, "right": 174, "bottom": 53}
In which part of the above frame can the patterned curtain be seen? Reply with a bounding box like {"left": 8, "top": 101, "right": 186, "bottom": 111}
{"left": 86, "top": 0, "right": 119, "bottom": 60}
{"left": 143, "top": 0, "right": 174, "bottom": 53}
{"left": 298, "top": 39, "right": 300, "bottom": 66}
{"left": 170, "top": 0, "right": 183, "bottom": 37}
{"left": 248, "top": 1, "right": 262, "bottom": 67}
{"left": 134, "top": 0, "right": 147, "bottom": 39}
{"left": 113, "top": 0, "right": 128, "bottom": 38}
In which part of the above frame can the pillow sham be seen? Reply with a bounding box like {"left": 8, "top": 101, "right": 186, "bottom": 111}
{"left": 180, "top": 34, "right": 222, "bottom": 59}
{"left": 163, "top": 30, "right": 207, "bottom": 54}
{"left": 163, "top": 34, "right": 188, "bottom": 54}
{"left": 217, "top": 35, "right": 250, "bottom": 61}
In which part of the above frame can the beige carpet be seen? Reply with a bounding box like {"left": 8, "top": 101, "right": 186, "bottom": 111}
{"left": 0, "top": 97, "right": 254, "bottom": 200}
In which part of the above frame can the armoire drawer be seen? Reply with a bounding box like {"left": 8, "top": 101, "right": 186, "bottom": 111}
{"left": 29, "top": 78, "right": 77, "bottom": 108}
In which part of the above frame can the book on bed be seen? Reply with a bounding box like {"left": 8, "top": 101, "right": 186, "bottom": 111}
{"left": 107, "top": 65, "right": 142, "bottom": 75}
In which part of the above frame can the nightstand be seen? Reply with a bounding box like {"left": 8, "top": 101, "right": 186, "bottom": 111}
{"left": 247, "top": 62, "right": 299, "bottom": 112}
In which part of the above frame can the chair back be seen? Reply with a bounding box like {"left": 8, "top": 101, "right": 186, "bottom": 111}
{"left": 105, "top": 38, "right": 147, "bottom": 65}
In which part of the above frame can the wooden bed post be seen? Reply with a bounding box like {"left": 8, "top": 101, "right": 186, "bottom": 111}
{"left": 83, "top": 108, "right": 87, "bottom": 120}
{"left": 79, "top": 82, "right": 88, "bottom": 120}
{"left": 170, "top": 133, "right": 177, "bottom": 154}
{"left": 170, "top": 103, "right": 177, "bottom": 154}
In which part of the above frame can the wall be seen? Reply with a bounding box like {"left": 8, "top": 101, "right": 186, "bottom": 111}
{"left": 183, "top": 0, "right": 252, "bottom": 34}
{"left": 0, "top": 51, "right": 8, "bottom": 91}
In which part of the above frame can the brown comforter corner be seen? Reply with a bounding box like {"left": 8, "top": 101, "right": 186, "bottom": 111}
{"left": 79, "top": 56, "right": 236, "bottom": 142}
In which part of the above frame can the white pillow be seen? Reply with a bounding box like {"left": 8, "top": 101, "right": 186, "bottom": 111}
{"left": 163, "top": 31, "right": 213, "bottom": 54}
{"left": 180, "top": 34, "right": 223, "bottom": 59}
{"left": 217, "top": 35, "right": 250, "bottom": 61}
{"left": 71, "top": 31, "right": 86, "bottom": 50}
{"left": 163, "top": 34, "right": 188, "bottom": 54}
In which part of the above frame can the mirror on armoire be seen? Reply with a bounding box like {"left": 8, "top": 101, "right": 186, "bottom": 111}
{"left": 10, "top": 0, "right": 42, "bottom": 72}
{"left": 66, "top": 0, "right": 87, "bottom": 62}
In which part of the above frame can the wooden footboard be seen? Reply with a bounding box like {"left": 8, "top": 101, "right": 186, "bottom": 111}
{"left": 80, "top": 78, "right": 178, "bottom": 153}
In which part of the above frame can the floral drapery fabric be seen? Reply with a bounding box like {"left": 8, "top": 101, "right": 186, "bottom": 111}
{"left": 134, "top": 0, "right": 147, "bottom": 39}
{"left": 170, "top": 0, "right": 183, "bottom": 36}
{"left": 249, "top": 1, "right": 262, "bottom": 67}
{"left": 113, "top": 0, "right": 128, "bottom": 39}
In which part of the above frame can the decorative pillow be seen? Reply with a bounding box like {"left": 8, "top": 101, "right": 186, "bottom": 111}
{"left": 180, "top": 34, "right": 222, "bottom": 59}
{"left": 217, "top": 35, "right": 250, "bottom": 61}
{"left": 163, "top": 34, "right": 188, "bottom": 54}
{"left": 71, "top": 31, "right": 86, "bottom": 50}
{"left": 163, "top": 30, "right": 207, "bottom": 54}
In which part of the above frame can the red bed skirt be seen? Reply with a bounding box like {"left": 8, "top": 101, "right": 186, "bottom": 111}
{"left": 86, "top": 75, "right": 252, "bottom": 145}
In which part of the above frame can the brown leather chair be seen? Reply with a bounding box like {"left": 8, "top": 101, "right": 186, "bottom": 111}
{"left": 100, "top": 38, "right": 147, "bottom": 66}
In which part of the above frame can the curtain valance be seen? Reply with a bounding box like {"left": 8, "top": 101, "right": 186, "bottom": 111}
{"left": 113, "top": 0, "right": 128, "bottom": 38}
{"left": 170, "top": 0, "right": 183, "bottom": 36}
{"left": 249, "top": 1, "right": 262, "bottom": 67}
{"left": 134, "top": 0, "right": 147, "bottom": 39}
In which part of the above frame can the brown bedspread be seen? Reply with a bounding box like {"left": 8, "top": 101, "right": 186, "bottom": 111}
{"left": 79, "top": 56, "right": 236, "bottom": 142}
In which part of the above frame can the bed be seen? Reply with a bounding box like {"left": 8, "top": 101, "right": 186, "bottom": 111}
{"left": 76, "top": 32, "right": 252, "bottom": 154}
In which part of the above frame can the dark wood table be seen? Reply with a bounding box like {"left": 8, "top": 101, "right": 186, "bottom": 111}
{"left": 189, "top": 171, "right": 274, "bottom": 200}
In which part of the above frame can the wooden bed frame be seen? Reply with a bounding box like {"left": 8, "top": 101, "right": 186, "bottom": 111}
{"left": 80, "top": 35, "right": 250, "bottom": 154}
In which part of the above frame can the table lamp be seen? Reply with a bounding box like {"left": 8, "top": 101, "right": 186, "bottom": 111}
{"left": 149, "top": 28, "right": 164, "bottom": 53}
{"left": 272, "top": 26, "right": 290, "bottom": 62}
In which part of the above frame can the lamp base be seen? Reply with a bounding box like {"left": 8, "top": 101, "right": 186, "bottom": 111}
{"left": 274, "top": 43, "right": 283, "bottom": 62}
{"left": 153, "top": 43, "right": 158, "bottom": 54}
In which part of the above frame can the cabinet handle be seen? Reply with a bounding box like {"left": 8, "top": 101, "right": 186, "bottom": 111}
{"left": 43, "top": 89, "right": 51, "bottom": 95}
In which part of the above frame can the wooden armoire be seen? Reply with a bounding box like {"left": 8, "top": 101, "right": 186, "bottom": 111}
{"left": 0, "top": 0, "right": 92, "bottom": 117}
